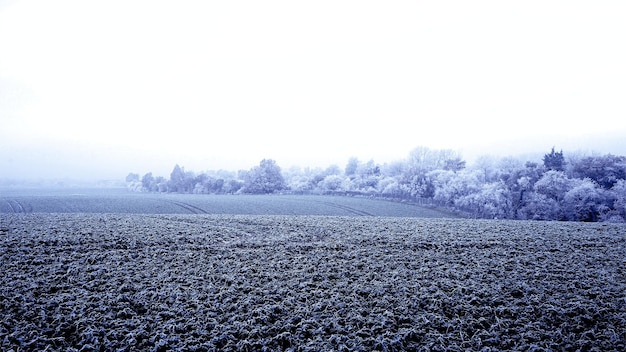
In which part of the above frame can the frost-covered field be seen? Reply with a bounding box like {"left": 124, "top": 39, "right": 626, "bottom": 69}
{"left": 1, "top": 214, "right": 625, "bottom": 351}
{"left": 0, "top": 191, "right": 455, "bottom": 218}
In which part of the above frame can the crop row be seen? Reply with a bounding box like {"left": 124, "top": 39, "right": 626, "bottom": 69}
{"left": 0, "top": 193, "right": 456, "bottom": 218}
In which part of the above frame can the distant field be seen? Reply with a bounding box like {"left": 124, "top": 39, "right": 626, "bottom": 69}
{"left": 0, "top": 189, "right": 456, "bottom": 218}
{"left": 1, "top": 214, "right": 624, "bottom": 351}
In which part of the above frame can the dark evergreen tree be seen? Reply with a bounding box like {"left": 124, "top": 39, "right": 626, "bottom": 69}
{"left": 543, "top": 147, "right": 565, "bottom": 171}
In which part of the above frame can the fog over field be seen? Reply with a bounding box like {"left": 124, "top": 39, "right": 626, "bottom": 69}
{"left": 1, "top": 1, "right": 625, "bottom": 181}
{"left": 2, "top": 3, "right": 626, "bottom": 350}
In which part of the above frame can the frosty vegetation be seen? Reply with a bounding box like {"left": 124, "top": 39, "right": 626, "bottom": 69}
{"left": 126, "top": 147, "right": 626, "bottom": 223}
{"left": 3, "top": 214, "right": 625, "bottom": 351}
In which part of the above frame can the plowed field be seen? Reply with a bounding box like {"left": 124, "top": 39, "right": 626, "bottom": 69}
{"left": 1, "top": 214, "right": 625, "bottom": 351}
{"left": 0, "top": 192, "right": 455, "bottom": 218}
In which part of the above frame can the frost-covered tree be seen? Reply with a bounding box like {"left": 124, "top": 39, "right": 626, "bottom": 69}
{"left": 126, "top": 173, "right": 140, "bottom": 183}
{"left": 242, "top": 159, "right": 286, "bottom": 194}
{"left": 517, "top": 192, "right": 561, "bottom": 220}
{"left": 533, "top": 170, "right": 572, "bottom": 202}
{"left": 319, "top": 175, "right": 346, "bottom": 192}
{"left": 443, "top": 157, "right": 466, "bottom": 172}
{"left": 514, "top": 161, "right": 542, "bottom": 185}
{"left": 193, "top": 182, "right": 206, "bottom": 194}
{"left": 351, "top": 159, "right": 381, "bottom": 192}
{"left": 283, "top": 166, "right": 310, "bottom": 193}
{"left": 192, "top": 175, "right": 215, "bottom": 194}
{"left": 223, "top": 179, "right": 244, "bottom": 194}
{"left": 127, "top": 183, "right": 141, "bottom": 192}
{"left": 155, "top": 176, "right": 168, "bottom": 192}
{"left": 345, "top": 157, "right": 359, "bottom": 178}
{"left": 472, "top": 155, "right": 499, "bottom": 183}
{"left": 358, "top": 160, "right": 380, "bottom": 177}
{"left": 430, "top": 170, "right": 459, "bottom": 205}
{"left": 387, "top": 184, "right": 408, "bottom": 199}
{"left": 562, "top": 178, "right": 605, "bottom": 221}
{"left": 406, "top": 147, "right": 462, "bottom": 173}
{"left": 456, "top": 181, "right": 513, "bottom": 219}
{"left": 407, "top": 146, "right": 436, "bottom": 172}
{"left": 607, "top": 179, "right": 626, "bottom": 222}
{"left": 495, "top": 157, "right": 526, "bottom": 183}
{"left": 403, "top": 172, "right": 436, "bottom": 198}
{"left": 324, "top": 164, "right": 342, "bottom": 176}
{"left": 126, "top": 175, "right": 142, "bottom": 192}
{"left": 308, "top": 173, "right": 326, "bottom": 190}
{"left": 401, "top": 148, "right": 464, "bottom": 198}
{"left": 167, "top": 165, "right": 195, "bottom": 193}
{"left": 431, "top": 169, "right": 482, "bottom": 206}
{"left": 381, "top": 160, "right": 405, "bottom": 177}
{"left": 505, "top": 161, "right": 545, "bottom": 216}
{"left": 168, "top": 164, "right": 186, "bottom": 192}
{"left": 571, "top": 154, "right": 626, "bottom": 189}
{"left": 307, "top": 165, "right": 343, "bottom": 191}
{"left": 141, "top": 172, "right": 156, "bottom": 192}
{"left": 207, "top": 177, "right": 225, "bottom": 194}
{"left": 378, "top": 177, "right": 403, "bottom": 198}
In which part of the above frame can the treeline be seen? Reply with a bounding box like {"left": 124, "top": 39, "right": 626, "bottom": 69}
{"left": 126, "top": 147, "right": 626, "bottom": 222}
{"left": 126, "top": 159, "right": 286, "bottom": 196}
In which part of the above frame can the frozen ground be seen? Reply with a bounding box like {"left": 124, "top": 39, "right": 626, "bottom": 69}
{"left": 1, "top": 214, "right": 625, "bottom": 351}
{"left": 0, "top": 192, "right": 456, "bottom": 218}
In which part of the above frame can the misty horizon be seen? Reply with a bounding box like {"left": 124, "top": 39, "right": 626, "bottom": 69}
{"left": 2, "top": 1, "right": 625, "bottom": 182}
{"left": 2, "top": 139, "right": 626, "bottom": 184}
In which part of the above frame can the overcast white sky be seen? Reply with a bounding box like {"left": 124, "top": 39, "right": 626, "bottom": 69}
{"left": 1, "top": 0, "right": 625, "bottom": 180}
